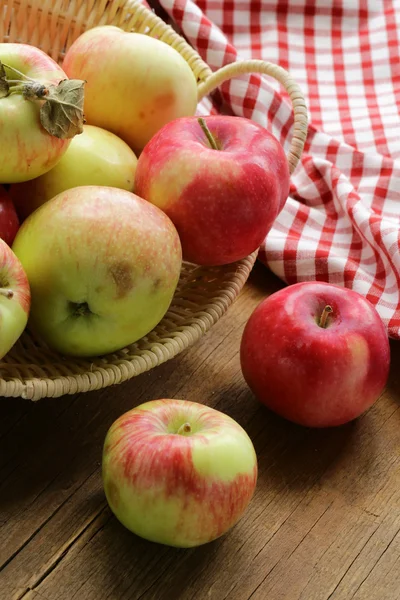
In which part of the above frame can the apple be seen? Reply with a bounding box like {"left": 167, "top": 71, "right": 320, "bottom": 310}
{"left": 0, "top": 186, "right": 19, "bottom": 245}
{"left": 0, "top": 43, "right": 84, "bottom": 183}
{"left": 12, "top": 186, "right": 182, "bottom": 357}
{"left": 62, "top": 26, "right": 198, "bottom": 154}
{"left": 102, "top": 398, "right": 258, "bottom": 547}
{"left": 0, "top": 237, "right": 30, "bottom": 358}
{"left": 9, "top": 124, "right": 138, "bottom": 222}
{"left": 240, "top": 282, "right": 391, "bottom": 428}
{"left": 134, "top": 115, "right": 290, "bottom": 266}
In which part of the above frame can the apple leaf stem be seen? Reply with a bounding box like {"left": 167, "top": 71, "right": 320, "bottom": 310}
{"left": 0, "top": 288, "right": 14, "bottom": 299}
{"left": 198, "top": 117, "right": 219, "bottom": 150}
{"left": 176, "top": 422, "right": 192, "bottom": 435}
{"left": 318, "top": 305, "right": 333, "bottom": 328}
{"left": 0, "top": 59, "right": 85, "bottom": 139}
{"left": 1, "top": 63, "right": 36, "bottom": 82}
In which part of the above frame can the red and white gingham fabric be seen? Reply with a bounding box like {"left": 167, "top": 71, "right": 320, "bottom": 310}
{"left": 154, "top": 0, "right": 400, "bottom": 338}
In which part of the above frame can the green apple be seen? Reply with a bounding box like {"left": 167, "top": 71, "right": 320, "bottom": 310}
{"left": 102, "top": 399, "right": 258, "bottom": 548}
{"left": 12, "top": 186, "right": 182, "bottom": 357}
{"left": 10, "top": 124, "right": 138, "bottom": 221}
{"left": 0, "top": 237, "right": 30, "bottom": 358}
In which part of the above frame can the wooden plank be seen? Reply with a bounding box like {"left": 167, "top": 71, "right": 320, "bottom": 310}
{"left": 18, "top": 385, "right": 400, "bottom": 600}
{"left": 0, "top": 393, "right": 79, "bottom": 483}
{"left": 1, "top": 264, "right": 400, "bottom": 600}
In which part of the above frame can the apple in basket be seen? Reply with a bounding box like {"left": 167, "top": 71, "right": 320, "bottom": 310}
{"left": 102, "top": 399, "right": 258, "bottom": 547}
{"left": 0, "top": 42, "right": 85, "bottom": 183}
{"left": 9, "top": 124, "right": 138, "bottom": 222}
{"left": 134, "top": 115, "right": 290, "bottom": 266}
{"left": 0, "top": 238, "right": 30, "bottom": 358}
{"left": 240, "top": 282, "right": 391, "bottom": 428}
{"left": 62, "top": 26, "right": 198, "bottom": 155}
{"left": 12, "top": 186, "right": 182, "bottom": 357}
{"left": 0, "top": 186, "right": 20, "bottom": 246}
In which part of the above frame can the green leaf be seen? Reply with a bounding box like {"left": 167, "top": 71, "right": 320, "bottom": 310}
{"left": 40, "top": 79, "right": 85, "bottom": 139}
{"left": 0, "top": 61, "right": 10, "bottom": 99}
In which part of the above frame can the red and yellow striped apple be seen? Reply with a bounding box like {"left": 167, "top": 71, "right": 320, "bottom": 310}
{"left": 240, "top": 282, "right": 390, "bottom": 428}
{"left": 12, "top": 186, "right": 182, "bottom": 357}
{"left": 10, "top": 124, "right": 138, "bottom": 221}
{"left": 102, "top": 399, "right": 258, "bottom": 548}
{"left": 0, "top": 238, "right": 30, "bottom": 358}
{"left": 134, "top": 115, "right": 290, "bottom": 266}
{"left": 62, "top": 26, "right": 198, "bottom": 154}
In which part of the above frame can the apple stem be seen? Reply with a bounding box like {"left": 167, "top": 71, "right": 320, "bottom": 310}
{"left": 198, "top": 117, "right": 219, "bottom": 150}
{"left": 177, "top": 422, "right": 192, "bottom": 435}
{"left": 0, "top": 288, "right": 14, "bottom": 299}
{"left": 319, "top": 305, "right": 333, "bottom": 328}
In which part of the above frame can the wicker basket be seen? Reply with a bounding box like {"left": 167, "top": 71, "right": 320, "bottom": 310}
{"left": 0, "top": 0, "right": 308, "bottom": 400}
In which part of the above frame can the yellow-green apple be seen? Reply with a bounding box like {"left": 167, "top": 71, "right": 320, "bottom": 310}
{"left": 0, "top": 43, "right": 85, "bottom": 183}
{"left": 62, "top": 26, "right": 198, "bottom": 154}
{"left": 12, "top": 186, "right": 182, "bottom": 357}
{"left": 0, "top": 238, "right": 30, "bottom": 358}
{"left": 9, "top": 124, "right": 138, "bottom": 221}
{"left": 240, "top": 282, "right": 390, "bottom": 428}
{"left": 134, "top": 116, "right": 290, "bottom": 266}
{"left": 102, "top": 399, "right": 258, "bottom": 547}
{"left": 0, "top": 186, "right": 19, "bottom": 245}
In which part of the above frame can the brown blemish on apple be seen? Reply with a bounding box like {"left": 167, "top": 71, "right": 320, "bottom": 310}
{"left": 152, "top": 277, "right": 162, "bottom": 292}
{"left": 109, "top": 261, "right": 133, "bottom": 299}
{"left": 139, "top": 110, "right": 145, "bottom": 119}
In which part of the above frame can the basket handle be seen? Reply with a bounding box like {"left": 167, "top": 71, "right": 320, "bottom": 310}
{"left": 197, "top": 60, "right": 308, "bottom": 175}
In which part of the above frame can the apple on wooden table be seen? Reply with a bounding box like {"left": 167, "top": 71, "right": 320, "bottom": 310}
{"left": 62, "top": 26, "right": 198, "bottom": 155}
{"left": 240, "top": 281, "right": 391, "bottom": 428}
{"left": 0, "top": 237, "right": 30, "bottom": 358}
{"left": 0, "top": 42, "right": 85, "bottom": 183}
{"left": 12, "top": 186, "right": 182, "bottom": 357}
{"left": 102, "top": 399, "right": 258, "bottom": 548}
{"left": 134, "top": 115, "right": 290, "bottom": 266}
{"left": 9, "top": 124, "right": 138, "bottom": 221}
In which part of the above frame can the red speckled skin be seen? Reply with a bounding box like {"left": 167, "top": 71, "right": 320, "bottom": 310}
{"left": 0, "top": 186, "right": 19, "bottom": 246}
{"left": 0, "top": 237, "right": 30, "bottom": 315}
{"left": 240, "top": 282, "right": 390, "bottom": 428}
{"left": 134, "top": 115, "right": 290, "bottom": 266}
{"left": 102, "top": 399, "right": 258, "bottom": 547}
{"left": 0, "top": 237, "right": 30, "bottom": 359}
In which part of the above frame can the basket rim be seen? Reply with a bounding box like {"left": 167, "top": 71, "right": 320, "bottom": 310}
{"left": 0, "top": 253, "right": 257, "bottom": 400}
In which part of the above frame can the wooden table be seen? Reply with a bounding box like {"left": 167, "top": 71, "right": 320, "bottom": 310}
{"left": 1, "top": 263, "right": 399, "bottom": 600}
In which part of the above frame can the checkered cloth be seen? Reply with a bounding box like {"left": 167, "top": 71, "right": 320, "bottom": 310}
{"left": 155, "top": 0, "right": 400, "bottom": 339}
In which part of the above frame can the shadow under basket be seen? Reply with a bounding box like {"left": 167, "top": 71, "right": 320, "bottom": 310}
{"left": 0, "top": 0, "right": 308, "bottom": 400}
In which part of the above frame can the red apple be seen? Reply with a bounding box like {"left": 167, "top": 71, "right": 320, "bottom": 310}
{"left": 134, "top": 115, "right": 290, "bottom": 266}
{"left": 240, "top": 282, "right": 390, "bottom": 428}
{"left": 0, "top": 186, "right": 19, "bottom": 246}
{"left": 102, "top": 399, "right": 258, "bottom": 547}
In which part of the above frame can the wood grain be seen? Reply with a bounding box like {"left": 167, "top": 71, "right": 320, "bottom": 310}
{"left": 0, "top": 263, "right": 399, "bottom": 600}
